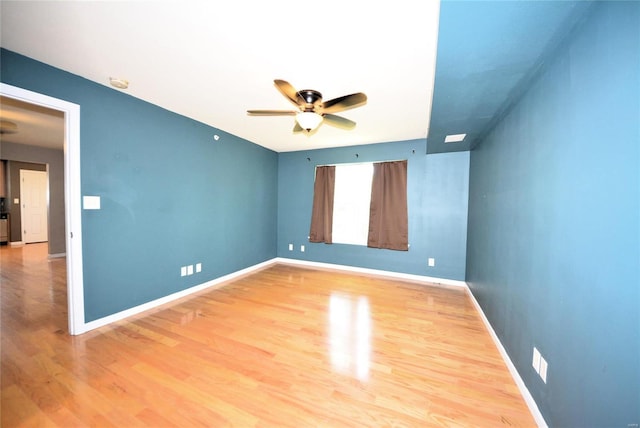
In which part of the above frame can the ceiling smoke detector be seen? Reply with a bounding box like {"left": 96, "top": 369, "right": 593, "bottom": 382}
{"left": 109, "top": 77, "right": 129, "bottom": 89}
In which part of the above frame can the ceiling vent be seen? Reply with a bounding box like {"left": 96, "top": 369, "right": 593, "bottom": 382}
{"left": 445, "top": 133, "right": 466, "bottom": 143}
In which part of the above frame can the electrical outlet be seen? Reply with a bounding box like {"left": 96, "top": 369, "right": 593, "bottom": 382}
{"left": 300, "top": 245, "right": 305, "bottom": 252}
{"left": 532, "top": 347, "right": 541, "bottom": 372}
{"left": 180, "top": 266, "right": 187, "bottom": 277}
{"left": 196, "top": 263, "right": 202, "bottom": 273}
{"left": 532, "top": 347, "right": 548, "bottom": 383}
{"left": 539, "top": 357, "right": 548, "bottom": 383}
{"left": 428, "top": 258, "right": 435, "bottom": 267}
{"left": 288, "top": 243, "right": 293, "bottom": 251}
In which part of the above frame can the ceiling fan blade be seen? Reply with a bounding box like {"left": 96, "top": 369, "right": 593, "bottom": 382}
{"left": 247, "top": 110, "right": 297, "bottom": 116}
{"left": 323, "top": 114, "right": 356, "bottom": 130}
{"left": 321, "top": 92, "right": 367, "bottom": 114}
{"left": 274, "top": 79, "right": 303, "bottom": 106}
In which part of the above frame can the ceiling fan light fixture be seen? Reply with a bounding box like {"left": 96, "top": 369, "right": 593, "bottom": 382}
{"left": 296, "top": 112, "right": 323, "bottom": 132}
{"left": 248, "top": 80, "right": 366, "bottom": 135}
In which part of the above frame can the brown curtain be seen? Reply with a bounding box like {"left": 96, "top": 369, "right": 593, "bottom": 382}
{"left": 368, "top": 160, "right": 408, "bottom": 251}
{"left": 309, "top": 165, "right": 335, "bottom": 244}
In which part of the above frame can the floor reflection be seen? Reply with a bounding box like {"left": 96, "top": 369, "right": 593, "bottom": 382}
{"left": 181, "top": 309, "right": 203, "bottom": 325}
{"left": 328, "top": 293, "right": 371, "bottom": 381}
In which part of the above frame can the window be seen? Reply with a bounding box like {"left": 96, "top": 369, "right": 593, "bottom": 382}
{"left": 332, "top": 163, "right": 374, "bottom": 245}
{"left": 309, "top": 160, "right": 408, "bottom": 251}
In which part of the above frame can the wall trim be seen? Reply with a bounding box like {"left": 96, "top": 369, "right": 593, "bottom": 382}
{"left": 79, "top": 258, "right": 276, "bottom": 334}
{"left": 9, "top": 241, "right": 24, "bottom": 246}
{"left": 48, "top": 252, "right": 66, "bottom": 259}
{"left": 79, "top": 257, "right": 465, "bottom": 334}
{"left": 273, "top": 257, "right": 468, "bottom": 287}
{"left": 465, "top": 286, "right": 548, "bottom": 428}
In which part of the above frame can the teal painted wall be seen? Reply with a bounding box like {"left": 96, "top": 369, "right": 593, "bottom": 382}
{"left": 1, "top": 49, "right": 278, "bottom": 322}
{"left": 466, "top": 3, "right": 640, "bottom": 426}
{"left": 277, "top": 140, "right": 470, "bottom": 280}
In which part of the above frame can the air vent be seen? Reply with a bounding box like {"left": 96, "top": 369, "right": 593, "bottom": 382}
{"left": 445, "top": 133, "right": 466, "bottom": 143}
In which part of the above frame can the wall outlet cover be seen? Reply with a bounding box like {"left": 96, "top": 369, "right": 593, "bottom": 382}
{"left": 196, "top": 263, "right": 202, "bottom": 273}
{"left": 540, "top": 357, "right": 548, "bottom": 383}
{"left": 532, "top": 347, "right": 541, "bottom": 373}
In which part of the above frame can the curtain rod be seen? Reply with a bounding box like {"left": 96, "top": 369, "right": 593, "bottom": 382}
{"left": 310, "top": 158, "right": 408, "bottom": 167}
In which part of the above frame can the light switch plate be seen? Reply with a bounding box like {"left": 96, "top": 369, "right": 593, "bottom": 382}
{"left": 83, "top": 196, "right": 101, "bottom": 210}
{"left": 196, "top": 263, "right": 202, "bottom": 273}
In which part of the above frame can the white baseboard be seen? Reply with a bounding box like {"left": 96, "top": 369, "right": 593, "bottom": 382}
{"left": 80, "top": 257, "right": 465, "bottom": 334}
{"left": 48, "top": 252, "right": 66, "bottom": 259}
{"left": 465, "top": 286, "right": 548, "bottom": 428}
{"left": 274, "top": 257, "right": 468, "bottom": 288}
{"left": 80, "top": 258, "right": 276, "bottom": 334}
{"left": 9, "top": 241, "right": 24, "bottom": 246}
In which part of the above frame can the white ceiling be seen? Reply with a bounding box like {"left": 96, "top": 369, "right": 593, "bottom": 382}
{"left": 0, "top": 1, "right": 440, "bottom": 153}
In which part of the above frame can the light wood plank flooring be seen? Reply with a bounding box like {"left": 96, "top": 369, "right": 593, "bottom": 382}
{"left": 1, "top": 243, "right": 536, "bottom": 427}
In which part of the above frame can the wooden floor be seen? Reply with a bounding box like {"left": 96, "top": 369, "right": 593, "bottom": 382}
{"left": 1, "top": 243, "right": 536, "bottom": 427}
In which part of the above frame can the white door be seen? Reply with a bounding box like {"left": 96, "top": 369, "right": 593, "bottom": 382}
{"left": 20, "top": 169, "right": 49, "bottom": 244}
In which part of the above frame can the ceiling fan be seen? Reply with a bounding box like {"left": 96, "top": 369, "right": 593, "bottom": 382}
{"left": 247, "top": 80, "right": 367, "bottom": 133}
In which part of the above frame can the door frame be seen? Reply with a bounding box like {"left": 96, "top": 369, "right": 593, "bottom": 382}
{"left": 0, "top": 83, "right": 85, "bottom": 335}
{"left": 20, "top": 169, "right": 49, "bottom": 244}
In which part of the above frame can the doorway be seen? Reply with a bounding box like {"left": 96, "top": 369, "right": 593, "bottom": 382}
{"left": 0, "top": 83, "right": 85, "bottom": 335}
{"left": 20, "top": 169, "right": 49, "bottom": 244}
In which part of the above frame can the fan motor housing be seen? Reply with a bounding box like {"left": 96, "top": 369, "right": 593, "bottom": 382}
{"left": 298, "top": 89, "right": 322, "bottom": 106}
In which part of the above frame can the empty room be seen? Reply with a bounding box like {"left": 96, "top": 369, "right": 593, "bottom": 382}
{"left": 0, "top": 1, "right": 638, "bottom": 427}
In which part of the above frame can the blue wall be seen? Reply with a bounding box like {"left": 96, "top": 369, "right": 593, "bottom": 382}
{"left": 466, "top": 3, "right": 640, "bottom": 427}
{"left": 1, "top": 49, "right": 279, "bottom": 322}
{"left": 277, "top": 140, "right": 469, "bottom": 280}
{"left": 428, "top": 0, "right": 590, "bottom": 154}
